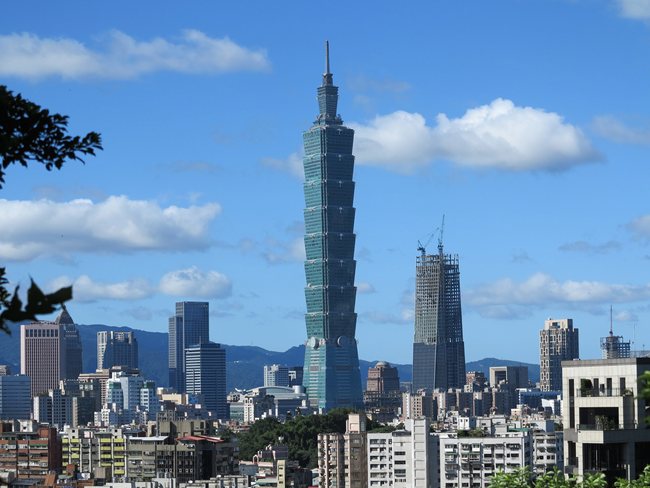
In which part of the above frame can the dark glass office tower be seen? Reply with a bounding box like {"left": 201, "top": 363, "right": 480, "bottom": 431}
{"left": 302, "top": 43, "right": 362, "bottom": 410}
{"left": 412, "top": 242, "right": 466, "bottom": 391}
{"left": 56, "top": 306, "right": 83, "bottom": 380}
{"left": 168, "top": 301, "right": 209, "bottom": 391}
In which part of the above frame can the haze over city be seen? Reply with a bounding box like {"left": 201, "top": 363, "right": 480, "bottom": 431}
{"left": 2, "top": 0, "right": 650, "bottom": 365}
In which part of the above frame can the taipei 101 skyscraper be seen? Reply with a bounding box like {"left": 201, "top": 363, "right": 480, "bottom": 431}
{"left": 301, "top": 42, "right": 363, "bottom": 410}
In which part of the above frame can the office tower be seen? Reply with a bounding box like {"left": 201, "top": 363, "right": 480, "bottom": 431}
{"left": 168, "top": 301, "right": 210, "bottom": 391}
{"left": 540, "top": 318, "right": 579, "bottom": 391}
{"left": 97, "top": 330, "right": 139, "bottom": 370}
{"left": 21, "top": 321, "right": 66, "bottom": 397}
{"left": 412, "top": 240, "right": 466, "bottom": 391}
{"left": 0, "top": 375, "right": 31, "bottom": 419}
{"left": 288, "top": 366, "right": 304, "bottom": 387}
{"left": 185, "top": 342, "right": 227, "bottom": 419}
{"left": 301, "top": 42, "right": 363, "bottom": 410}
{"left": 264, "top": 364, "right": 289, "bottom": 387}
{"left": 0, "top": 365, "right": 10, "bottom": 376}
{"left": 56, "top": 306, "right": 83, "bottom": 380}
{"left": 366, "top": 361, "right": 400, "bottom": 394}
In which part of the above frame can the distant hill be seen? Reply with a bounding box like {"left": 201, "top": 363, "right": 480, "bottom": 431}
{"left": 0, "top": 323, "right": 539, "bottom": 390}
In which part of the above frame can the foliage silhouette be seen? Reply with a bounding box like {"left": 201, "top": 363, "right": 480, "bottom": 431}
{"left": 0, "top": 85, "right": 102, "bottom": 332}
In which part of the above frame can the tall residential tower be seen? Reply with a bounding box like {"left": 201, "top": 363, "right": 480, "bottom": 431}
{"left": 540, "top": 318, "right": 579, "bottom": 391}
{"left": 302, "top": 43, "right": 362, "bottom": 410}
{"left": 412, "top": 240, "right": 466, "bottom": 391}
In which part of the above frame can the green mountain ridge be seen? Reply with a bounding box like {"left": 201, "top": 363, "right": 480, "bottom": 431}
{"left": 0, "top": 323, "right": 540, "bottom": 391}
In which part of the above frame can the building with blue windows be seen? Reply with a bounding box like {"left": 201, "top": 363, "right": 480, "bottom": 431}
{"left": 301, "top": 43, "right": 362, "bottom": 410}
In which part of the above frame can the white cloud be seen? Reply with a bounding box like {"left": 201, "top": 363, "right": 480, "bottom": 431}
{"left": 627, "top": 215, "right": 650, "bottom": 241}
{"left": 159, "top": 266, "right": 232, "bottom": 298}
{"left": 262, "top": 237, "right": 305, "bottom": 264}
{"left": 558, "top": 240, "right": 621, "bottom": 254}
{"left": 0, "top": 30, "right": 269, "bottom": 80}
{"left": 49, "top": 275, "right": 153, "bottom": 302}
{"left": 0, "top": 196, "right": 220, "bottom": 261}
{"left": 261, "top": 152, "right": 304, "bottom": 180}
{"left": 351, "top": 98, "right": 599, "bottom": 173}
{"left": 592, "top": 116, "right": 650, "bottom": 144}
{"left": 616, "top": 0, "right": 650, "bottom": 20}
{"left": 356, "top": 282, "right": 376, "bottom": 294}
{"left": 614, "top": 310, "right": 639, "bottom": 322}
{"left": 466, "top": 272, "right": 650, "bottom": 318}
{"left": 48, "top": 266, "right": 232, "bottom": 302}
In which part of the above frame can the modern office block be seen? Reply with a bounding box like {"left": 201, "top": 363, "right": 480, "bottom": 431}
{"left": 168, "top": 301, "right": 210, "bottom": 391}
{"left": 185, "top": 342, "right": 227, "bottom": 419}
{"left": 540, "top": 318, "right": 579, "bottom": 391}
{"left": 264, "top": 364, "right": 289, "bottom": 387}
{"left": 302, "top": 43, "right": 363, "bottom": 410}
{"left": 20, "top": 321, "right": 66, "bottom": 397}
{"left": 412, "top": 242, "right": 466, "bottom": 391}
{"left": 367, "top": 361, "right": 400, "bottom": 394}
{"left": 288, "top": 366, "right": 304, "bottom": 387}
{"left": 0, "top": 375, "right": 31, "bottom": 420}
{"left": 57, "top": 307, "right": 83, "bottom": 380}
{"left": 97, "top": 330, "right": 139, "bottom": 370}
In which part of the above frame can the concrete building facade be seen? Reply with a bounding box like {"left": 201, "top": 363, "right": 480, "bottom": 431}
{"left": 540, "top": 318, "right": 579, "bottom": 392}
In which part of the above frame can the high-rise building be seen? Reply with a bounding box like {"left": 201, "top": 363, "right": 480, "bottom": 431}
{"left": 540, "top": 318, "right": 579, "bottom": 391}
{"left": 97, "top": 330, "right": 139, "bottom": 370}
{"left": 264, "top": 364, "right": 289, "bottom": 387}
{"left": 412, "top": 241, "right": 466, "bottom": 391}
{"left": 366, "top": 361, "right": 400, "bottom": 394}
{"left": 56, "top": 307, "right": 83, "bottom": 380}
{"left": 600, "top": 308, "right": 630, "bottom": 359}
{"left": 318, "top": 413, "right": 368, "bottom": 488}
{"left": 185, "top": 342, "right": 227, "bottom": 419}
{"left": 20, "top": 321, "right": 66, "bottom": 397}
{"left": 168, "top": 301, "right": 210, "bottom": 391}
{"left": 301, "top": 42, "right": 363, "bottom": 410}
{"left": 0, "top": 375, "right": 31, "bottom": 419}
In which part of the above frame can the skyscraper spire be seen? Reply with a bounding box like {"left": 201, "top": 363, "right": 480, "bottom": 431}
{"left": 323, "top": 40, "right": 333, "bottom": 86}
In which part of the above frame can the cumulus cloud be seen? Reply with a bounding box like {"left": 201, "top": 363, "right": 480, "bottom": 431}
{"left": 0, "top": 196, "right": 220, "bottom": 261}
{"left": 614, "top": 309, "right": 639, "bottom": 322}
{"left": 0, "top": 30, "right": 269, "bottom": 80}
{"left": 350, "top": 98, "right": 599, "bottom": 173}
{"left": 261, "top": 152, "right": 303, "bottom": 180}
{"left": 49, "top": 275, "right": 153, "bottom": 302}
{"left": 592, "top": 116, "right": 650, "bottom": 144}
{"left": 627, "top": 215, "right": 650, "bottom": 242}
{"left": 558, "top": 240, "right": 621, "bottom": 254}
{"left": 616, "top": 0, "right": 650, "bottom": 20}
{"left": 48, "top": 266, "right": 232, "bottom": 302}
{"left": 159, "top": 266, "right": 232, "bottom": 298}
{"left": 466, "top": 272, "right": 650, "bottom": 317}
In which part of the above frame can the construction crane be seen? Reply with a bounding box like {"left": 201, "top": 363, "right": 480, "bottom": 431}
{"left": 417, "top": 215, "right": 445, "bottom": 256}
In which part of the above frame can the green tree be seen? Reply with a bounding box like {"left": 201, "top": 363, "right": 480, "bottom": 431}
{"left": 0, "top": 85, "right": 102, "bottom": 332}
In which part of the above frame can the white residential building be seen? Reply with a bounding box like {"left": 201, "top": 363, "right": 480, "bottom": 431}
{"left": 367, "top": 418, "right": 437, "bottom": 488}
{"left": 438, "top": 430, "right": 532, "bottom": 488}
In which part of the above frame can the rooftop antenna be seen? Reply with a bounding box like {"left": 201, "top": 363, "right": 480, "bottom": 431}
{"left": 438, "top": 214, "right": 446, "bottom": 253}
{"left": 610, "top": 305, "right": 614, "bottom": 336}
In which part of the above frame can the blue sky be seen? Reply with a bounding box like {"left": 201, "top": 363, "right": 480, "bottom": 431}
{"left": 2, "top": 1, "right": 650, "bottom": 366}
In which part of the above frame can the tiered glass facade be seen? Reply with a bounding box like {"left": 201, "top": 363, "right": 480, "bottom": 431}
{"left": 412, "top": 244, "right": 466, "bottom": 391}
{"left": 302, "top": 45, "right": 362, "bottom": 410}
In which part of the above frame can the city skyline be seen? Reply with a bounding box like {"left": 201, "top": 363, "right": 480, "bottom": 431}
{"left": 2, "top": 2, "right": 650, "bottom": 366}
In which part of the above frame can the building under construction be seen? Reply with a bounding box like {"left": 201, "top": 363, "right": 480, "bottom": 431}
{"left": 412, "top": 235, "right": 466, "bottom": 392}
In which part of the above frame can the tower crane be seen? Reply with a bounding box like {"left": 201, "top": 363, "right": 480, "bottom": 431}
{"left": 417, "top": 214, "right": 445, "bottom": 256}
